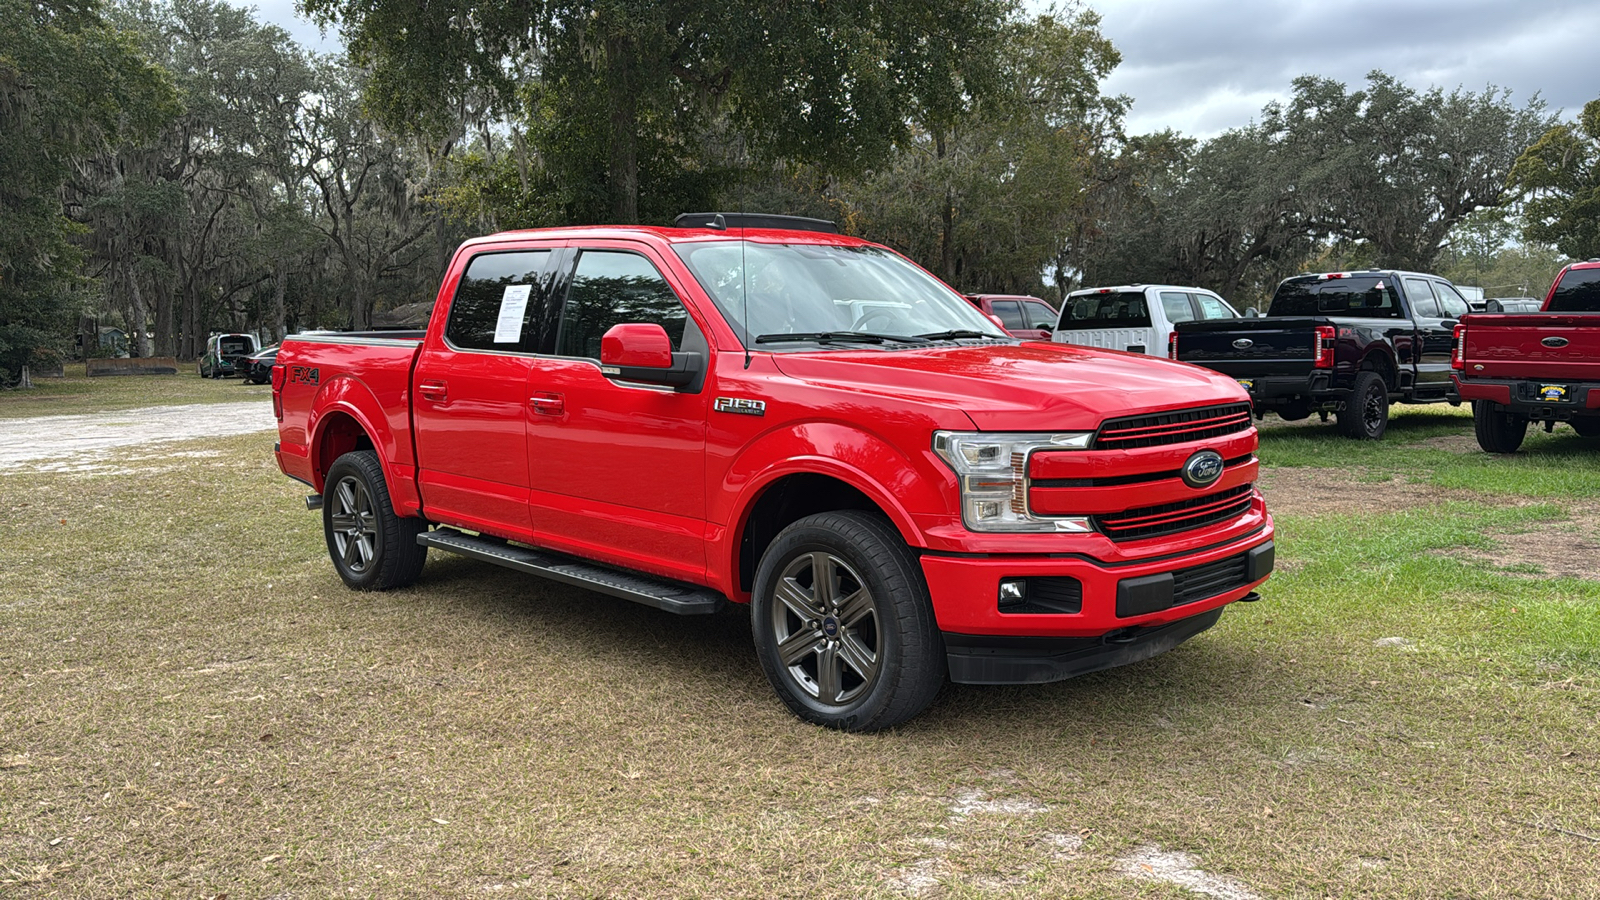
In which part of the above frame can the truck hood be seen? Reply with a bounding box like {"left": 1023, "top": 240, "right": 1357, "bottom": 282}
{"left": 770, "top": 342, "right": 1249, "bottom": 431}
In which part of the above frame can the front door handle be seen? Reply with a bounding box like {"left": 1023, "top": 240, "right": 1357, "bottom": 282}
{"left": 529, "top": 392, "right": 564, "bottom": 415}
{"left": 418, "top": 379, "right": 448, "bottom": 402}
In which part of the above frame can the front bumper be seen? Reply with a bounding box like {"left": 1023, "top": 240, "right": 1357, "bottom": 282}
{"left": 921, "top": 510, "right": 1273, "bottom": 683}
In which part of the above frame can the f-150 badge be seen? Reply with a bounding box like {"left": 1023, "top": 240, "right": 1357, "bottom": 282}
{"left": 714, "top": 397, "right": 766, "bottom": 416}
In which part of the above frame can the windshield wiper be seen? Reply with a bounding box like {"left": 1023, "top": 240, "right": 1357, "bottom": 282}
{"left": 915, "top": 329, "right": 1002, "bottom": 341}
{"left": 754, "top": 331, "right": 929, "bottom": 345}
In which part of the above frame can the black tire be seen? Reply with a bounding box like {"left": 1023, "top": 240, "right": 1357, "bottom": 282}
{"left": 322, "top": 450, "right": 428, "bottom": 590}
{"left": 1336, "top": 371, "right": 1389, "bottom": 440}
{"left": 751, "top": 511, "right": 944, "bottom": 732}
{"left": 1472, "top": 400, "right": 1528, "bottom": 453}
{"left": 1569, "top": 418, "right": 1600, "bottom": 438}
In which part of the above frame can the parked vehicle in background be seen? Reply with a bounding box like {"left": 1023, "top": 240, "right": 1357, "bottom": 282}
{"left": 242, "top": 346, "right": 279, "bottom": 384}
{"left": 1458, "top": 285, "right": 1486, "bottom": 311}
{"left": 965, "top": 294, "right": 1058, "bottom": 340}
{"left": 1055, "top": 285, "right": 1239, "bottom": 358}
{"left": 1453, "top": 260, "right": 1600, "bottom": 452}
{"left": 199, "top": 332, "right": 259, "bottom": 379}
{"left": 1174, "top": 270, "right": 1472, "bottom": 440}
{"left": 271, "top": 213, "right": 1276, "bottom": 731}
{"left": 1484, "top": 297, "right": 1542, "bottom": 313}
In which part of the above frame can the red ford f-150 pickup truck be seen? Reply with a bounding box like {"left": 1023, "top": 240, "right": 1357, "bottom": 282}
{"left": 1453, "top": 259, "right": 1600, "bottom": 452}
{"left": 271, "top": 213, "right": 1275, "bottom": 730}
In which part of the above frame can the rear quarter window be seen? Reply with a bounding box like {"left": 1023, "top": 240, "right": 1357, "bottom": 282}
{"left": 1059, "top": 291, "right": 1152, "bottom": 329}
{"left": 1548, "top": 267, "right": 1600, "bottom": 312}
{"left": 1269, "top": 277, "right": 1402, "bottom": 318}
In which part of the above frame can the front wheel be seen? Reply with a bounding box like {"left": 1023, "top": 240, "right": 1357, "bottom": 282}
{"left": 751, "top": 511, "right": 944, "bottom": 732}
{"left": 1473, "top": 400, "right": 1528, "bottom": 453}
{"left": 1336, "top": 371, "right": 1389, "bottom": 440}
{"left": 322, "top": 450, "right": 428, "bottom": 590}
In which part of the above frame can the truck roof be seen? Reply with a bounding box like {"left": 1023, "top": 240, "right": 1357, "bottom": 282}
{"left": 464, "top": 224, "right": 880, "bottom": 251}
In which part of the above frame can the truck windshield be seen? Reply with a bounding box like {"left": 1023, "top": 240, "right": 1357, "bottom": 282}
{"left": 1548, "top": 268, "right": 1600, "bottom": 312}
{"left": 1269, "top": 276, "right": 1402, "bottom": 318}
{"left": 1058, "top": 291, "right": 1151, "bottom": 329}
{"left": 673, "top": 241, "right": 1007, "bottom": 346}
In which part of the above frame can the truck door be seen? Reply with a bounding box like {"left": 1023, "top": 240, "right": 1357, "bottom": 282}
{"left": 1401, "top": 276, "right": 1454, "bottom": 392}
{"left": 524, "top": 243, "right": 710, "bottom": 584}
{"left": 412, "top": 246, "right": 558, "bottom": 542}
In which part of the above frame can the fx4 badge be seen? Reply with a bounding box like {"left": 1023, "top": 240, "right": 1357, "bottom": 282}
{"left": 289, "top": 365, "right": 320, "bottom": 386}
{"left": 714, "top": 397, "right": 766, "bottom": 417}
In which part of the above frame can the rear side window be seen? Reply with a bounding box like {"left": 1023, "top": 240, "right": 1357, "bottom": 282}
{"left": 1059, "top": 291, "right": 1152, "bottom": 329}
{"left": 1269, "top": 277, "right": 1402, "bottom": 318}
{"left": 556, "top": 250, "right": 688, "bottom": 359}
{"left": 446, "top": 250, "right": 553, "bottom": 352}
{"left": 1548, "top": 267, "right": 1600, "bottom": 312}
{"left": 1404, "top": 278, "right": 1440, "bottom": 317}
{"left": 989, "top": 300, "right": 1025, "bottom": 329}
{"left": 1159, "top": 291, "right": 1195, "bottom": 324}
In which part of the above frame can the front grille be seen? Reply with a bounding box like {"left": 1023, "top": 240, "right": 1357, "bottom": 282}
{"left": 1094, "top": 484, "right": 1254, "bottom": 541}
{"left": 1172, "top": 553, "right": 1250, "bottom": 606}
{"left": 1094, "top": 403, "right": 1253, "bottom": 450}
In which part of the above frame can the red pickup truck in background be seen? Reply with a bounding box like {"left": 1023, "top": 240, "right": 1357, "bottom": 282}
{"left": 1453, "top": 259, "right": 1600, "bottom": 452}
{"left": 271, "top": 213, "right": 1274, "bottom": 730}
{"left": 964, "top": 294, "right": 1059, "bottom": 340}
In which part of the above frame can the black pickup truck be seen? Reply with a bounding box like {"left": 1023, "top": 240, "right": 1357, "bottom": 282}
{"left": 1173, "top": 270, "right": 1472, "bottom": 439}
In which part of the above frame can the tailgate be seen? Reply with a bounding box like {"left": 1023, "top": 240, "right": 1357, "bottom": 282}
{"left": 1460, "top": 314, "right": 1600, "bottom": 381}
{"left": 1174, "top": 317, "right": 1320, "bottom": 377}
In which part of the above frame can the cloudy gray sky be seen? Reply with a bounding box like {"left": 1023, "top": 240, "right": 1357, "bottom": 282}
{"left": 254, "top": 0, "right": 1599, "bottom": 139}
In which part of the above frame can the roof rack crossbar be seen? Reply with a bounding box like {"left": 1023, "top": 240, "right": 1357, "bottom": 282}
{"left": 673, "top": 212, "right": 839, "bottom": 234}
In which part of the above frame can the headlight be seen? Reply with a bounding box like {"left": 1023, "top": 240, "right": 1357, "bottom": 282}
{"left": 932, "top": 431, "right": 1094, "bottom": 533}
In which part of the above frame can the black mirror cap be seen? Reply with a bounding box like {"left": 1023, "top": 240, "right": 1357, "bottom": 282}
{"left": 599, "top": 352, "right": 704, "bottom": 390}
{"left": 674, "top": 212, "right": 838, "bottom": 234}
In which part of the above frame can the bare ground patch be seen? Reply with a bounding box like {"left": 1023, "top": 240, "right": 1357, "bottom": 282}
{"left": 1257, "top": 467, "right": 1533, "bottom": 520}
{"left": 1434, "top": 501, "right": 1600, "bottom": 582}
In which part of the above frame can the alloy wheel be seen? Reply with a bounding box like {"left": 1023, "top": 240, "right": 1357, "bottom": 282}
{"left": 768, "top": 551, "right": 882, "bottom": 706}
{"left": 329, "top": 474, "right": 378, "bottom": 574}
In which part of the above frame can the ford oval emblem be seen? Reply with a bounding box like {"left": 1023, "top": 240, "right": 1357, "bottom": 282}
{"left": 1181, "top": 450, "right": 1226, "bottom": 489}
{"left": 1542, "top": 336, "right": 1570, "bottom": 348}
{"left": 1232, "top": 338, "right": 1254, "bottom": 349}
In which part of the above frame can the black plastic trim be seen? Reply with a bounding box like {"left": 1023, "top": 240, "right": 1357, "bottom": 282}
{"left": 944, "top": 608, "right": 1224, "bottom": 685}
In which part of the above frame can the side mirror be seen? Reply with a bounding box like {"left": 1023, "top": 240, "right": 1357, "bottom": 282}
{"left": 986, "top": 313, "right": 1008, "bottom": 330}
{"left": 1245, "top": 307, "right": 1260, "bottom": 318}
{"left": 599, "top": 323, "right": 702, "bottom": 389}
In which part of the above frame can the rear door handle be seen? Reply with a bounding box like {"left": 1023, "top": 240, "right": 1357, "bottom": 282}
{"left": 418, "top": 379, "right": 448, "bottom": 402}
{"left": 529, "top": 392, "right": 564, "bottom": 415}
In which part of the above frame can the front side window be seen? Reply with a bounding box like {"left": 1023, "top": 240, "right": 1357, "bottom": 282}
{"left": 1159, "top": 291, "right": 1196, "bottom": 324}
{"left": 446, "top": 250, "right": 552, "bottom": 352}
{"left": 674, "top": 240, "right": 1005, "bottom": 345}
{"left": 1023, "top": 301, "right": 1058, "bottom": 329}
{"left": 1194, "top": 293, "right": 1236, "bottom": 320}
{"left": 556, "top": 250, "right": 687, "bottom": 359}
{"left": 1433, "top": 282, "right": 1471, "bottom": 318}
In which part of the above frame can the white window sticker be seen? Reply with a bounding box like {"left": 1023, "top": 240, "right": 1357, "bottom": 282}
{"left": 493, "top": 284, "right": 533, "bottom": 343}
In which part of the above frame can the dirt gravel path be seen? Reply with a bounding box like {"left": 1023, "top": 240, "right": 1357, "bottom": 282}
{"left": 0, "top": 401, "right": 275, "bottom": 472}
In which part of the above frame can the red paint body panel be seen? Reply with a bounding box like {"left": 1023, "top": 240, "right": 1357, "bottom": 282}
{"left": 273, "top": 224, "right": 1275, "bottom": 647}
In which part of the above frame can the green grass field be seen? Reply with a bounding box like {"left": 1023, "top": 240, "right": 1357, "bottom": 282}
{"left": 1, "top": 398, "right": 1596, "bottom": 898}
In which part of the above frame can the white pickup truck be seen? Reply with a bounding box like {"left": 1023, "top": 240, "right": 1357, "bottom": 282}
{"left": 1054, "top": 285, "right": 1239, "bottom": 358}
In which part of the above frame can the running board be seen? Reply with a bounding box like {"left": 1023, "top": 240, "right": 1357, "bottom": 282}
{"left": 418, "top": 528, "right": 726, "bottom": 616}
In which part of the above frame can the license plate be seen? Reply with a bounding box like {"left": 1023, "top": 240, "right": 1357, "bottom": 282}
{"left": 1236, "top": 379, "right": 1254, "bottom": 392}
{"left": 1537, "top": 384, "right": 1570, "bottom": 401}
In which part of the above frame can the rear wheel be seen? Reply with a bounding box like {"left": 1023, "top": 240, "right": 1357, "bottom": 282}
{"left": 751, "top": 511, "right": 944, "bottom": 732}
{"left": 1569, "top": 418, "right": 1600, "bottom": 438}
{"left": 1473, "top": 400, "right": 1528, "bottom": 453}
{"left": 1336, "top": 371, "right": 1389, "bottom": 440}
{"left": 322, "top": 450, "right": 428, "bottom": 590}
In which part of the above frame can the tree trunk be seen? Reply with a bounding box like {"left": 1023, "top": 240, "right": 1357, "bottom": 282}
{"left": 272, "top": 255, "right": 288, "bottom": 342}
{"left": 607, "top": 41, "right": 639, "bottom": 224}
{"left": 122, "top": 259, "right": 151, "bottom": 357}
{"left": 935, "top": 133, "right": 956, "bottom": 285}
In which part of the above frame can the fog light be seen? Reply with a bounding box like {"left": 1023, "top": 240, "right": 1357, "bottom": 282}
{"left": 999, "top": 579, "right": 1027, "bottom": 602}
